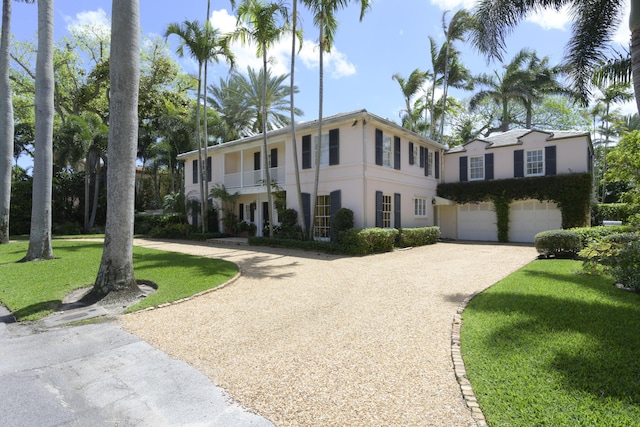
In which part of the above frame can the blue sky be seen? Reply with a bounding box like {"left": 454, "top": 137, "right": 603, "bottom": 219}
{"left": 8, "top": 0, "right": 634, "bottom": 127}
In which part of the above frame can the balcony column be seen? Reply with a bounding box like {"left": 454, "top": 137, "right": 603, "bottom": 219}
{"left": 240, "top": 150, "right": 244, "bottom": 188}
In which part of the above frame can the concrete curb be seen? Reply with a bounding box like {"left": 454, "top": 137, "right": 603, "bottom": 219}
{"left": 451, "top": 292, "right": 489, "bottom": 427}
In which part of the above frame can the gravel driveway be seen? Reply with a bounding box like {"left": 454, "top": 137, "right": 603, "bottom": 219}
{"left": 121, "top": 239, "right": 537, "bottom": 427}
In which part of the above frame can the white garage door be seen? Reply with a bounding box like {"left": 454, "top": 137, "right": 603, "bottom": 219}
{"left": 509, "top": 200, "right": 562, "bottom": 243}
{"left": 458, "top": 203, "right": 498, "bottom": 241}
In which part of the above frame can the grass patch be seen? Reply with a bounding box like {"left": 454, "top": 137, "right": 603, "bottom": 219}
{"left": 0, "top": 241, "right": 237, "bottom": 321}
{"left": 462, "top": 259, "right": 640, "bottom": 426}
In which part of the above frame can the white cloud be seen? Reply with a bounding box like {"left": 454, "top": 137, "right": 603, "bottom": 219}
{"left": 613, "top": 0, "right": 631, "bottom": 45}
{"left": 429, "top": 0, "right": 475, "bottom": 10}
{"left": 64, "top": 9, "right": 110, "bottom": 36}
{"left": 525, "top": 5, "right": 570, "bottom": 31}
{"left": 211, "top": 9, "right": 357, "bottom": 79}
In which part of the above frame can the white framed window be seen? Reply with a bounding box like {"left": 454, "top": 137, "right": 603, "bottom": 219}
{"left": 314, "top": 195, "right": 331, "bottom": 240}
{"left": 382, "top": 194, "right": 392, "bottom": 228}
{"left": 427, "top": 151, "right": 434, "bottom": 176}
{"left": 526, "top": 149, "right": 544, "bottom": 176}
{"left": 313, "top": 134, "right": 330, "bottom": 167}
{"left": 413, "top": 144, "right": 420, "bottom": 167}
{"left": 469, "top": 156, "right": 484, "bottom": 180}
{"left": 414, "top": 197, "right": 427, "bottom": 217}
{"left": 383, "top": 135, "right": 392, "bottom": 167}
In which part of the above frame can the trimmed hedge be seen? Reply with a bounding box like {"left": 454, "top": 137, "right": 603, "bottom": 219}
{"left": 438, "top": 173, "right": 592, "bottom": 228}
{"left": 592, "top": 203, "right": 635, "bottom": 225}
{"left": 534, "top": 229, "right": 582, "bottom": 258}
{"left": 569, "top": 225, "right": 634, "bottom": 247}
{"left": 397, "top": 227, "right": 440, "bottom": 247}
{"left": 341, "top": 228, "right": 399, "bottom": 255}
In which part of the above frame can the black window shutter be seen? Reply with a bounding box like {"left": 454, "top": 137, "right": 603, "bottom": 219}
{"left": 206, "top": 156, "right": 212, "bottom": 182}
{"left": 375, "top": 129, "right": 383, "bottom": 166}
{"left": 192, "top": 159, "right": 198, "bottom": 184}
{"left": 394, "top": 136, "right": 401, "bottom": 170}
{"left": 394, "top": 193, "right": 401, "bottom": 229}
{"left": 270, "top": 148, "right": 278, "bottom": 168}
{"left": 514, "top": 150, "right": 524, "bottom": 177}
{"left": 375, "top": 191, "right": 383, "bottom": 227}
{"left": 302, "top": 135, "right": 311, "bottom": 169}
{"left": 329, "top": 189, "right": 341, "bottom": 241}
{"left": 545, "top": 146, "right": 556, "bottom": 175}
{"left": 254, "top": 151, "right": 261, "bottom": 170}
{"left": 485, "top": 153, "right": 494, "bottom": 180}
{"left": 425, "top": 148, "right": 430, "bottom": 176}
{"left": 435, "top": 152, "right": 440, "bottom": 179}
{"left": 239, "top": 203, "right": 244, "bottom": 221}
{"left": 302, "top": 192, "right": 311, "bottom": 235}
{"left": 459, "top": 156, "right": 468, "bottom": 181}
{"left": 409, "top": 142, "right": 414, "bottom": 165}
{"left": 419, "top": 146, "right": 425, "bottom": 167}
{"left": 329, "top": 129, "right": 339, "bottom": 165}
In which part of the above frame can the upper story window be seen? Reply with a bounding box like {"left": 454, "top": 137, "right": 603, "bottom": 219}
{"left": 427, "top": 151, "right": 434, "bottom": 177}
{"left": 313, "top": 134, "right": 330, "bottom": 167}
{"left": 469, "top": 156, "right": 484, "bottom": 180}
{"left": 526, "top": 149, "right": 544, "bottom": 176}
{"left": 383, "top": 135, "right": 393, "bottom": 167}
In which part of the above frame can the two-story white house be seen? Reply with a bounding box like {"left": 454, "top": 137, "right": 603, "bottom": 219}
{"left": 177, "top": 109, "right": 446, "bottom": 239}
{"left": 436, "top": 129, "right": 594, "bottom": 243}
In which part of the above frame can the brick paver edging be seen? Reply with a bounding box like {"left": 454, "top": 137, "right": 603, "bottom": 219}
{"left": 451, "top": 292, "right": 489, "bottom": 427}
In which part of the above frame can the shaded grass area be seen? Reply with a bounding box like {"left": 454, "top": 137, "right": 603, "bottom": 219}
{"left": 0, "top": 241, "right": 237, "bottom": 321}
{"left": 462, "top": 259, "right": 640, "bottom": 426}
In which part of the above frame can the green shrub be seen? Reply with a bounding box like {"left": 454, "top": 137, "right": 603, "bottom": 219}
{"left": 333, "top": 208, "right": 354, "bottom": 242}
{"left": 580, "top": 232, "right": 640, "bottom": 275}
{"left": 249, "top": 236, "right": 341, "bottom": 253}
{"left": 341, "top": 228, "right": 398, "bottom": 255}
{"left": 612, "top": 240, "right": 640, "bottom": 290}
{"left": 149, "top": 222, "right": 193, "bottom": 239}
{"left": 52, "top": 221, "right": 82, "bottom": 236}
{"left": 534, "top": 230, "right": 582, "bottom": 258}
{"left": 592, "top": 203, "right": 633, "bottom": 225}
{"left": 397, "top": 227, "right": 440, "bottom": 247}
{"left": 570, "top": 225, "right": 633, "bottom": 247}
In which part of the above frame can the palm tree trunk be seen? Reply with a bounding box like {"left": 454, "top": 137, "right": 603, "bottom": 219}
{"left": 290, "top": 0, "right": 306, "bottom": 238}
{"left": 310, "top": 18, "right": 325, "bottom": 240}
{"left": 631, "top": 0, "right": 640, "bottom": 116}
{"left": 23, "top": 0, "right": 54, "bottom": 261}
{"left": 0, "top": 0, "right": 14, "bottom": 244}
{"left": 437, "top": 43, "right": 450, "bottom": 142}
{"left": 89, "top": 160, "right": 101, "bottom": 229}
{"left": 195, "top": 64, "right": 206, "bottom": 233}
{"left": 263, "top": 53, "right": 274, "bottom": 237}
{"left": 94, "top": 0, "right": 140, "bottom": 297}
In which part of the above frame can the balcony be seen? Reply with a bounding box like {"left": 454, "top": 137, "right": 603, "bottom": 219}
{"left": 224, "top": 166, "right": 285, "bottom": 190}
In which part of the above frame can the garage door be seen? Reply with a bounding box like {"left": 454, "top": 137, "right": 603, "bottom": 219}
{"left": 509, "top": 200, "right": 562, "bottom": 243}
{"left": 458, "top": 203, "right": 498, "bottom": 241}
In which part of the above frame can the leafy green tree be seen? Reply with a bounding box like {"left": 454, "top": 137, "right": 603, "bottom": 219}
{"left": 472, "top": 0, "right": 640, "bottom": 115}
{"left": 301, "top": 0, "right": 370, "bottom": 239}
{"left": 94, "top": 0, "right": 141, "bottom": 299}
{"left": 233, "top": 0, "right": 297, "bottom": 238}
{"left": 605, "top": 130, "right": 640, "bottom": 206}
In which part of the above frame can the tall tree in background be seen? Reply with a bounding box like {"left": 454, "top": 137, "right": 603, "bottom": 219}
{"left": 23, "top": 0, "right": 54, "bottom": 261}
{"left": 165, "top": 20, "right": 212, "bottom": 232}
{"left": 289, "top": 0, "right": 306, "bottom": 237}
{"left": 472, "top": 0, "right": 640, "bottom": 115}
{"left": 302, "top": 0, "right": 370, "bottom": 239}
{"left": 94, "top": 0, "right": 140, "bottom": 298}
{"left": 392, "top": 68, "right": 430, "bottom": 133}
{"left": 234, "top": 0, "right": 297, "bottom": 238}
{"left": 0, "top": 0, "right": 15, "bottom": 243}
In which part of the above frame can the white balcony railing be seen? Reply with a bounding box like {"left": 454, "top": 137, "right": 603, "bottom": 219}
{"left": 224, "top": 166, "right": 285, "bottom": 190}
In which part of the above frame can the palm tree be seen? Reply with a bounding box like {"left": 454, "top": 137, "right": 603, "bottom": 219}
{"left": 469, "top": 49, "right": 539, "bottom": 133}
{"left": 289, "top": 0, "right": 307, "bottom": 238}
{"left": 392, "top": 68, "right": 430, "bottom": 133}
{"left": 301, "top": 0, "right": 370, "bottom": 239}
{"left": 233, "top": 0, "right": 298, "bottom": 238}
{"left": 436, "top": 9, "right": 474, "bottom": 142}
{"left": 94, "top": 0, "right": 141, "bottom": 298}
{"left": 472, "top": 0, "right": 640, "bottom": 115}
{"left": 23, "top": 0, "right": 54, "bottom": 261}
{"left": 165, "top": 20, "right": 233, "bottom": 232}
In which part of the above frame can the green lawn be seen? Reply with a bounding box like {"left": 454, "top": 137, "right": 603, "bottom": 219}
{"left": 0, "top": 240, "right": 237, "bottom": 321}
{"left": 462, "top": 259, "right": 640, "bottom": 426}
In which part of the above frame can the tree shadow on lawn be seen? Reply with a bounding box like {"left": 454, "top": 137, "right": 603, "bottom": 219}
{"left": 466, "top": 281, "right": 640, "bottom": 404}
{"left": 132, "top": 251, "right": 298, "bottom": 281}
{"left": 12, "top": 300, "right": 61, "bottom": 321}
